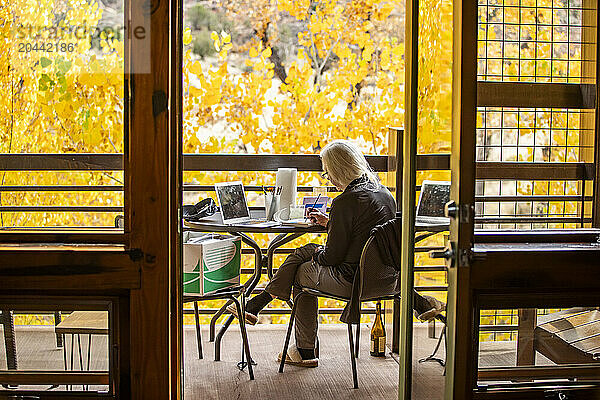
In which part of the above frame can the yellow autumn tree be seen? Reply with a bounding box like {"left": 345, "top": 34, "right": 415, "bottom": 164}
{"left": 184, "top": 0, "right": 406, "bottom": 158}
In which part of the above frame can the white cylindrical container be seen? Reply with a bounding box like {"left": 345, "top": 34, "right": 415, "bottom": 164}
{"left": 275, "top": 168, "right": 297, "bottom": 220}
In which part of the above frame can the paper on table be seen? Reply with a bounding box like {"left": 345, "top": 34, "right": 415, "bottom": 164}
{"left": 278, "top": 218, "right": 313, "bottom": 227}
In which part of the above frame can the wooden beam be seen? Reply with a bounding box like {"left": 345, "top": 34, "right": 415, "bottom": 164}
{"left": 127, "top": 0, "right": 173, "bottom": 395}
{"left": 0, "top": 371, "right": 109, "bottom": 385}
{"left": 471, "top": 244, "right": 600, "bottom": 294}
{"left": 474, "top": 229, "right": 600, "bottom": 243}
{"left": 477, "top": 292, "right": 600, "bottom": 311}
{"left": 0, "top": 185, "right": 122, "bottom": 192}
{"left": 0, "top": 297, "right": 111, "bottom": 311}
{"left": 4, "top": 153, "right": 596, "bottom": 180}
{"left": 479, "top": 365, "right": 600, "bottom": 381}
{"left": 473, "top": 386, "right": 600, "bottom": 400}
{"left": 0, "top": 206, "right": 122, "bottom": 212}
{"left": 516, "top": 309, "right": 536, "bottom": 366}
{"left": 170, "top": 0, "right": 184, "bottom": 395}
{"left": 399, "top": 0, "right": 419, "bottom": 393}
{"left": 116, "top": 295, "right": 130, "bottom": 397}
{"left": 0, "top": 248, "right": 140, "bottom": 290}
{"left": 477, "top": 82, "right": 596, "bottom": 109}
{"left": 0, "top": 230, "right": 125, "bottom": 243}
{"left": 386, "top": 127, "right": 403, "bottom": 364}
{"left": 476, "top": 162, "right": 593, "bottom": 180}
{"left": 0, "top": 154, "right": 122, "bottom": 171}
{"left": 182, "top": 154, "right": 389, "bottom": 172}
{"left": 475, "top": 216, "right": 590, "bottom": 224}
{"left": 475, "top": 195, "right": 592, "bottom": 202}
{"left": 387, "top": 127, "right": 403, "bottom": 201}
{"left": 417, "top": 154, "right": 451, "bottom": 170}
{"left": 447, "top": 0, "right": 479, "bottom": 397}
{"left": 0, "top": 153, "right": 388, "bottom": 172}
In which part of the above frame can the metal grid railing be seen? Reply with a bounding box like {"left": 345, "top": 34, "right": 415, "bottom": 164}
{"left": 0, "top": 153, "right": 595, "bottom": 327}
{"left": 477, "top": 0, "right": 594, "bottom": 83}
{"left": 1, "top": 153, "right": 594, "bottom": 228}
{"left": 475, "top": 178, "right": 591, "bottom": 229}
{"left": 476, "top": 0, "right": 597, "bottom": 340}
{"left": 476, "top": 107, "right": 593, "bottom": 163}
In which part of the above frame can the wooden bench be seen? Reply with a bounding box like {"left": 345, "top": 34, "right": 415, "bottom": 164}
{"left": 534, "top": 308, "right": 600, "bottom": 364}
{"left": 517, "top": 307, "right": 600, "bottom": 366}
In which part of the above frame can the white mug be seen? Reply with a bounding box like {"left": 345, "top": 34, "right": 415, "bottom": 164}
{"left": 273, "top": 207, "right": 289, "bottom": 221}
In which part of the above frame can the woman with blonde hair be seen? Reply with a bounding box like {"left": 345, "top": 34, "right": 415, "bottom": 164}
{"left": 230, "top": 139, "right": 396, "bottom": 366}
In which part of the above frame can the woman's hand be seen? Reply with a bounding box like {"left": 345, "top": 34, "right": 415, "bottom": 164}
{"left": 307, "top": 208, "right": 329, "bottom": 227}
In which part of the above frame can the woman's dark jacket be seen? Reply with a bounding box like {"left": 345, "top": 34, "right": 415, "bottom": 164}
{"left": 311, "top": 175, "right": 396, "bottom": 323}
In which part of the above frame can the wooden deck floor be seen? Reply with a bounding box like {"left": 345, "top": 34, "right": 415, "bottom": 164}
{"left": 1, "top": 323, "right": 525, "bottom": 399}
{"left": 186, "top": 324, "right": 404, "bottom": 400}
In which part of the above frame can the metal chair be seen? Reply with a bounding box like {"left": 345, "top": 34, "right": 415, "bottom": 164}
{"left": 183, "top": 285, "right": 255, "bottom": 380}
{"left": 418, "top": 314, "right": 447, "bottom": 369}
{"left": 115, "top": 215, "right": 254, "bottom": 378}
{"left": 1, "top": 310, "right": 64, "bottom": 369}
{"left": 278, "top": 235, "right": 401, "bottom": 389}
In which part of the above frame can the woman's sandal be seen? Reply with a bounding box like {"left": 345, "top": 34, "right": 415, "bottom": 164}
{"left": 277, "top": 346, "right": 318, "bottom": 368}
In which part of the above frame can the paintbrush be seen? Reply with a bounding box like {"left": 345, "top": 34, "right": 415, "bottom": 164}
{"left": 306, "top": 193, "right": 322, "bottom": 222}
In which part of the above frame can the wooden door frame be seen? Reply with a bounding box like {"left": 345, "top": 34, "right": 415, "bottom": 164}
{"left": 170, "top": 0, "right": 184, "bottom": 393}
{"left": 445, "top": 0, "right": 478, "bottom": 398}
{"left": 126, "top": 0, "right": 182, "bottom": 395}
{"left": 446, "top": 0, "right": 600, "bottom": 398}
{"left": 398, "top": 0, "right": 419, "bottom": 395}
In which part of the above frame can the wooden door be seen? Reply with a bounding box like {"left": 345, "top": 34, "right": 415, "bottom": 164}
{"left": 443, "top": 0, "right": 600, "bottom": 398}
{"left": 0, "top": 0, "right": 183, "bottom": 396}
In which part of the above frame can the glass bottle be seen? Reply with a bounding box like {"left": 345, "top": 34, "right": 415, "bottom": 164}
{"left": 370, "top": 301, "right": 386, "bottom": 357}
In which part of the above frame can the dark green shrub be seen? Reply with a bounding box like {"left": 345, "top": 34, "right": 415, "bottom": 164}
{"left": 187, "top": 5, "right": 232, "bottom": 32}
{"left": 192, "top": 31, "right": 216, "bottom": 58}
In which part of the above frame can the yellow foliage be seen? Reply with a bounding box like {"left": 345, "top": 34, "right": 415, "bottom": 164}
{"left": 1, "top": 0, "right": 124, "bottom": 227}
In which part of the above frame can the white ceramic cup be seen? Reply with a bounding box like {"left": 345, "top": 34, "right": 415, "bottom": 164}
{"left": 273, "top": 207, "right": 289, "bottom": 221}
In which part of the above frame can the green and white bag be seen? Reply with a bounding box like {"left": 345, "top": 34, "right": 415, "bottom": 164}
{"left": 183, "top": 232, "right": 241, "bottom": 295}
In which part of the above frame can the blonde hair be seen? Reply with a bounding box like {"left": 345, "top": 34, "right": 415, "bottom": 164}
{"left": 320, "top": 140, "right": 378, "bottom": 189}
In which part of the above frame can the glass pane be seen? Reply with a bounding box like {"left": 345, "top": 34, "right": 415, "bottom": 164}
{"left": 474, "top": 107, "right": 594, "bottom": 230}
{"left": 412, "top": 228, "right": 448, "bottom": 400}
{"left": 182, "top": 1, "right": 404, "bottom": 156}
{"left": 411, "top": 0, "right": 454, "bottom": 390}
{"left": 0, "top": 300, "right": 113, "bottom": 394}
{"left": 478, "top": 306, "right": 600, "bottom": 389}
{"left": 181, "top": 1, "right": 405, "bottom": 397}
{"left": 1, "top": 0, "right": 126, "bottom": 227}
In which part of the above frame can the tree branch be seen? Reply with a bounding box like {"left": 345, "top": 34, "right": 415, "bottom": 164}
{"left": 257, "top": 30, "right": 288, "bottom": 83}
